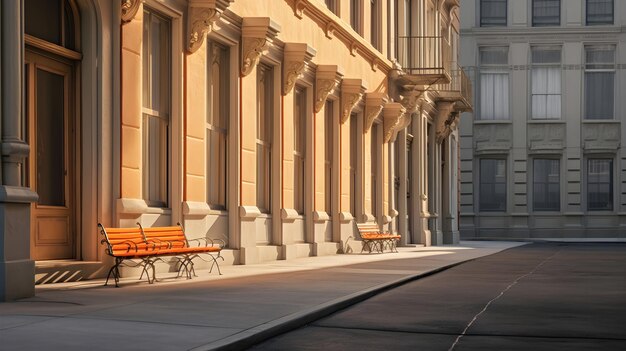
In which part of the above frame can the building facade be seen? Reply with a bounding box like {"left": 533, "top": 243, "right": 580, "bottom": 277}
{"left": 460, "top": 0, "right": 626, "bottom": 239}
{"left": 0, "top": 0, "right": 470, "bottom": 301}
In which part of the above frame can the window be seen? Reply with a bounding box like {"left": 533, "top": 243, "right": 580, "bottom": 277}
{"left": 533, "top": 0, "right": 560, "bottom": 26}
{"left": 142, "top": 8, "right": 170, "bottom": 207}
{"left": 531, "top": 47, "right": 561, "bottom": 119}
{"left": 587, "top": 159, "right": 613, "bottom": 210}
{"left": 294, "top": 87, "right": 306, "bottom": 214}
{"left": 479, "top": 159, "right": 506, "bottom": 211}
{"left": 371, "top": 123, "right": 379, "bottom": 217}
{"left": 533, "top": 159, "right": 560, "bottom": 211}
{"left": 351, "top": 0, "right": 362, "bottom": 35}
{"left": 586, "top": 0, "right": 613, "bottom": 25}
{"left": 350, "top": 113, "right": 358, "bottom": 216}
{"left": 480, "top": 0, "right": 507, "bottom": 27}
{"left": 25, "top": 0, "right": 76, "bottom": 50}
{"left": 370, "top": 0, "right": 381, "bottom": 51}
{"left": 325, "top": 101, "right": 334, "bottom": 214}
{"left": 257, "top": 64, "right": 273, "bottom": 213}
{"left": 207, "top": 42, "right": 229, "bottom": 210}
{"left": 479, "top": 47, "right": 509, "bottom": 120}
{"left": 585, "top": 46, "right": 615, "bottom": 120}
{"left": 325, "top": 0, "right": 338, "bottom": 14}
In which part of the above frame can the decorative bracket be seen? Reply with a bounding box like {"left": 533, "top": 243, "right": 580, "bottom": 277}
{"left": 340, "top": 79, "right": 366, "bottom": 124}
{"left": 314, "top": 65, "right": 344, "bottom": 113}
{"left": 241, "top": 18, "right": 281, "bottom": 77}
{"left": 283, "top": 43, "right": 316, "bottom": 95}
{"left": 187, "top": 0, "right": 234, "bottom": 54}
{"left": 400, "top": 91, "right": 425, "bottom": 115}
{"left": 383, "top": 103, "right": 406, "bottom": 143}
{"left": 435, "top": 101, "right": 456, "bottom": 143}
{"left": 363, "top": 92, "right": 388, "bottom": 133}
{"left": 121, "top": 0, "right": 141, "bottom": 24}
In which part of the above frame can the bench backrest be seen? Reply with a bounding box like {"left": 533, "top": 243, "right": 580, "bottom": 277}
{"left": 356, "top": 223, "right": 382, "bottom": 235}
{"left": 140, "top": 225, "right": 189, "bottom": 249}
{"left": 98, "top": 224, "right": 148, "bottom": 255}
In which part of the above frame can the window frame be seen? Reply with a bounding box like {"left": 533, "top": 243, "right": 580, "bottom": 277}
{"left": 141, "top": 6, "right": 171, "bottom": 208}
{"left": 480, "top": 0, "right": 508, "bottom": 27}
{"left": 478, "top": 46, "right": 510, "bottom": 120}
{"left": 530, "top": 46, "right": 562, "bottom": 120}
{"left": 586, "top": 158, "right": 614, "bottom": 211}
{"left": 583, "top": 45, "right": 615, "bottom": 121}
{"left": 293, "top": 85, "right": 307, "bottom": 215}
{"left": 256, "top": 63, "right": 274, "bottom": 214}
{"left": 532, "top": 158, "right": 561, "bottom": 212}
{"left": 478, "top": 158, "right": 507, "bottom": 212}
{"left": 586, "top": 0, "right": 614, "bottom": 26}
{"left": 350, "top": 0, "right": 363, "bottom": 35}
{"left": 532, "top": 0, "right": 561, "bottom": 27}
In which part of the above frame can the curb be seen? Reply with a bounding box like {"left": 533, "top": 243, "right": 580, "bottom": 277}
{"left": 190, "top": 259, "right": 475, "bottom": 351}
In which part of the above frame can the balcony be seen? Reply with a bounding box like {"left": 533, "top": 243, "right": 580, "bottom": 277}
{"left": 434, "top": 66, "right": 473, "bottom": 112}
{"left": 396, "top": 35, "right": 452, "bottom": 86}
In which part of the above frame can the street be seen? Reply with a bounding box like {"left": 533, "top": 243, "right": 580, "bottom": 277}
{"left": 252, "top": 243, "right": 626, "bottom": 351}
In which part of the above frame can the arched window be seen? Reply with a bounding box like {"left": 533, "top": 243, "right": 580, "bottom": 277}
{"left": 25, "top": 0, "right": 79, "bottom": 50}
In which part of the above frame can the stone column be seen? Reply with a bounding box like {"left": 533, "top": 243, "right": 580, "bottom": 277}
{"left": 0, "top": 0, "right": 38, "bottom": 301}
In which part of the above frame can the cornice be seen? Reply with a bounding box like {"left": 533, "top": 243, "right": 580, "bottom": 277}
{"left": 187, "top": 0, "right": 234, "bottom": 54}
{"left": 363, "top": 92, "right": 388, "bottom": 133}
{"left": 283, "top": 43, "right": 316, "bottom": 95}
{"left": 286, "top": 0, "right": 392, "bottom": 73}
{"left": 340, "top": 79, "right": 367, "bottom": 124}
{"left": 241, "top": 17, "right": 281, "bottom": 77}
{"left": 315, "top": 65, "right": 343, "bottom": 113}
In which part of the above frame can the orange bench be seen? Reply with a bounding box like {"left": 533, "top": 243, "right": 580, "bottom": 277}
{"left": 356, "top": 223, "right": 400, "bottom": 253}
{"left": 98, "top": 223, "right": 224, "bottom": 287}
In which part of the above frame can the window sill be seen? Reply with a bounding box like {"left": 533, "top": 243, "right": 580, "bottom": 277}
{"left": 474, "top": 120, "right": 512, "bottom": 124}
{"left": 527, "top": 120, "right": 565, "bottom": 124}
{"left": 582, "top": 119, "right": 619, "bottom": 123}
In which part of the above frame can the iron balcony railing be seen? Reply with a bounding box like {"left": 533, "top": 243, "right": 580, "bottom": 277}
{"left": 435, "top": 65, "right": 473, "bottom": 110}
{"left": 396, "top": 35, "right": 451, "bottom": 77}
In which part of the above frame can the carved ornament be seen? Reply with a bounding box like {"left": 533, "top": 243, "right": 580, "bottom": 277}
{"left": 293, "top": 0, "right": 306, "bottom": 19}
{"left": 282, "top": 43, "right": 316, "bottom": 95}
{"left": 121, "top": 0, "right": 141, "bottom": 24}
{"left": 187, "top": 0, "right": 233, "bottom": 54}
{"left": 434, "top": 102, "right": 458, "bottom": 143}
{"left": 363, "top": 92, "right": 388, "bottom": 133}
{"left": 340, "top": 79, "right": 366, "bottom": 124}
{"left": 382, "top": 103, "right": 406, "bottom": 143}
{"left": 241, "top": 18, "right": 280, "bottom": 77}
{"left": 400, "top": 91, "right": 425, "bottom": 115}
{"left": 314, "top": 65, "right": 344, "bottom": 113}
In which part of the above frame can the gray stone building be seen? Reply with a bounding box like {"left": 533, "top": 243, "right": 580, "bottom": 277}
{"left": 459, "top": 0, "right": 626, "bottom": 238}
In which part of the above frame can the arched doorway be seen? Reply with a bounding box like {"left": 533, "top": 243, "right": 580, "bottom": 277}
{"left": 24, "top": 0, "right": 81, "bottom": 260}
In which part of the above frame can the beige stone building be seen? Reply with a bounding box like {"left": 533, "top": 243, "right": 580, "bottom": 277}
{"left": 0, "top": 0, "right": 470, "bottom": 300}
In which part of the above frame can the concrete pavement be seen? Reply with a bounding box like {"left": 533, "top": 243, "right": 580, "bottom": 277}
{"left": 0, "top": 241, "right": 522, "bottom": 350}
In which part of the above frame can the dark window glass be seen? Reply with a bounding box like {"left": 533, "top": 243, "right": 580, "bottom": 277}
{"left": 480, "top": 0, "right": 507, "bottom": 27}
{"left": 533, "top": 159, "right": 560, "bottom": 211}
{"left": 588, "top": 159, "right": 613, "bottom": 210}
{"left": 479, "top": 159, "right": 506, "bottom": 211}
{"left": 533, "top": 0, "right": 560, "bottom": 26}
{"left": 36, "top": 69, "right": 65, "bottom": 206}
{"left": 587, "top": 0, "right": 613, "bottom": 25}
{"left": 25, "top": 0, "right": 61, "bottom": 45}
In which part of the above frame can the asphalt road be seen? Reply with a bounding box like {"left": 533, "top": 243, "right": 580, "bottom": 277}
{"left": 250, "top": 243, "right": 626, "bottom": 351}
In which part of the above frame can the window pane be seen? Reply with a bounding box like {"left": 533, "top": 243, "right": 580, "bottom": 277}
{"left": 588, "top": 159, "right": 613, "bottom": 210}
{"left": 587, "top": 0, "right": 613, "bottom": 25}
{"left": 585, "top": 72, "right": 614, "bottom": 119}
{"left": 533, "top": 0, "right": 560, "bottom": 26}
{"left": 25, "top": 0, "right": 61, "bottom": 45}
{"left": 294, "top": 87, "right": 306, "bottom": 214}
{"left": 533, "top": 159, "right": 560, "bottom": 211}
{"left": 480, "top": 47, "right": 508, "bottom": 65}
{"left": 481, "top": 0, "right": 507, "bottom": 26}
{"left": 480, "top": 159, "right": 506, "bottom": 211}
{"left": 36, "top": 69, "right": 65, "bottom": 206}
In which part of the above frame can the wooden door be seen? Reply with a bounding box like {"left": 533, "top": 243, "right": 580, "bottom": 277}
{"left": 25, "top": 50, "right": 75, "bottom": 260}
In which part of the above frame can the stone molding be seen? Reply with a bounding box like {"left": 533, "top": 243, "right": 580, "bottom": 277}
{"left": 241, "top": 18, "right": 280, "bottom": 77}
{"left": 121, "top": 0, "right": 141, "bottom": 24}
{"left": 314, "top": 65, "right": 343, "bottom": 113}
{"left": 340, "top": 79, "right": 366, "bottom": 124}
{"left": 282, "top": 43, "right": 316, "bottom": 95}
{"left": 363, "top": 92, "right": 388, "bottom": 133}
{"left": 239, "top": 205, "right": 262, "bottom": 218}
{"left": 313, "top": 210, "right": 330, "bottom": 222}
{"left": 187, "top": 0, "right": 234, "bottom": 54}
{"left": 382, "top": 103, "right": 406, "bottom": 143}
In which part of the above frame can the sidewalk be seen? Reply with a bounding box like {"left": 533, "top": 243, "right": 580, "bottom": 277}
{"left": 0, "top": 241, "right": 524, "bottom": 351}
